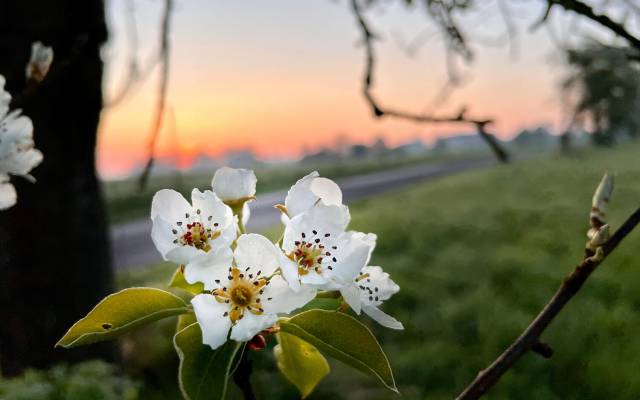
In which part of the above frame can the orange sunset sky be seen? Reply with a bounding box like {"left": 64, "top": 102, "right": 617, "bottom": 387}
{"left": 97, "top": 0, "right": 611, "bottom": 179}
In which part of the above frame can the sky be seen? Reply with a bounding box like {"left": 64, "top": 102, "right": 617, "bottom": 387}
{"left": 97, "top": 0, "right": 612, "bottom": 179}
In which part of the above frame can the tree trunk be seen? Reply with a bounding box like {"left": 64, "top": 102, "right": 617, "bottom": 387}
{"left": 0, "top": 0, "right": 115, "bottom": 375}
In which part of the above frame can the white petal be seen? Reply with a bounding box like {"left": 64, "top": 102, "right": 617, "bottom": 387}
{"left": 340, "top": 283, "right": 362, "bottom": 314}
{"left": 215, "top": 214, "right": 238, "bottom": 249}
{"left": 326, "top": 232, "right": 374, "bottom": 285}
{"left": 360, "top": 266, "right": 400, "bottom": 306}
{"left": 165, "top": 245, "right": 205, "bottom": 266}
{"left": 0, "top": 148, "right": 42, "bottom": 176}
{"left": 348, "top": 232, "right": 377, "bottom": 249}
{"left": 184, "top": 248, "right": 234, "bottom": 290}
{"left": 0, "top": 76, "right": 10, "bottom": 119}
{"left": 191, "top": 188, "right": 236, "bottom": 249}
{"left": 234, "top": 234, "right": 280, "bottom": 277}
{"left": 230, "top": 313, "right": 277, "bottom": 342}
{"left": 362, "top": 305, "right": 404, "bottom": 330}
{"left": 150, "top": 215, "right": 179, "bottom": 261}
{"left": 192, "top": 294, "right": 232, "bottom": 349}
{"left": 0, "top": 177, "right": 17, "bottom": 210}
{"left": 300, "top": 271, "right": 329, "bottom": 286}
{"left": 0, "top": 114, "right": 33, "bottom": 150}
{"left": 279, "top": 252, "right": 301, "bottom": 291}
{"left": 150, "top": 189, "right": 191, "bottom": 222}
{"left": 284, "top": 172, "right": 345, "bottom": 219}
{"left": 261, "top": 275, "right": 316, "bottom": 314}
{"left": 282, "top": 204, "right": 350, "bottom": 253}
{"left": 190, "top": 189, "right": 232, "bottom": 225}
{"left": 342, "top": 231, "right": 377, "bottom": 267}
{"left": 310, "top": 177, "right": 342, "bottom": 206}
{"left": 284, "top": 171, "right": 320, "bottom": 218}
{"left": 211, "top": 167, "right": 257, "bottom": 201}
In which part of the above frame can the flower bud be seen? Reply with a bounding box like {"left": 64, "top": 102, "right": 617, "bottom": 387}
{"left": 590, "top": 172, "right": 614, "bottom": 228}
{"left": 586, "top": 224, "right": 610, "bottom": 251}
{"left": 211, "top": 167, "right": 256, "bottom": 203}
{"left": 26, "top": 41, "right": 53, "bottom": 83}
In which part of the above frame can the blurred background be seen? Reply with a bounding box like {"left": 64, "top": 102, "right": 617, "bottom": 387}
{"left": 1, "top": 0, "right": 640, "bottom": 399}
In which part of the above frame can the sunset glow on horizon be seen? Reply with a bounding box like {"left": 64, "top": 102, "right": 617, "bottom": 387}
{"left": 96, "top": 0, "right": 595, "bottom": 179}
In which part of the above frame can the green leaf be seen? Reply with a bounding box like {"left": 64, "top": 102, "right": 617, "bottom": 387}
{"left": 274, "top": 332, "right": 330, "bottom": 399}
{"left": 174, "top": 322, "right": 243, "bottom": 400}
{"left": 280, "top": 309, "right": 398, "bottom": 393}
{"left": 297, "top": 297, "right": 342, "bottom": 313}
{"left": 176, "top": 312, "right": 197, "bottom": 333}
{"left": 56, "top": 287, "right": 190, "bottom": 348}
{"left": 170, "top": 266, "right": 205, "bottom": 295}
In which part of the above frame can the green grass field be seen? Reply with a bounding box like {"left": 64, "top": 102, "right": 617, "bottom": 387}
{"left": 118, "top": 143, "right": 640, "bottom": 399}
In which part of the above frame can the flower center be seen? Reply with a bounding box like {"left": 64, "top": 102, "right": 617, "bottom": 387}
{"left": 355, "top": 272, "right": 381, "bottom": 304}
{"left": 212, "top": 267, "right": 269, "bottom": 323}
{"left": 289, "top": 230, "right": 338, "bottom": 276}
{"left": 171, "top": 210, "right": 221, "bottom": 252}
{"left": 230, "top": 285, "right": 253, "bottom": 307}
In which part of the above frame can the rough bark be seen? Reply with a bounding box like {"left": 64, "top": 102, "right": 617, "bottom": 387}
{"left": 0, "top": 0, "right": 115, "bottom": 375}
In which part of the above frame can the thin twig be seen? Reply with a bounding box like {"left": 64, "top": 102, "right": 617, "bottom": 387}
{"left": 349, "top": 0, "right": 510, "bottom": 163}
{"left": 547, "top": 0, "right": 640, "bottom": 59}
{"left": 138, "top": 0, "right": 173, "bottom": 191}
{"left": 455, "top": 207, "right": 640, "bottom": 400}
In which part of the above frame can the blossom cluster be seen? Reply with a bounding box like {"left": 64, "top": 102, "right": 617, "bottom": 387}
{"left": 0, "top": 75, "right": 43, "bottom": 210}
{"left": 151, "top": 167, "right": 403, "bottom": 349}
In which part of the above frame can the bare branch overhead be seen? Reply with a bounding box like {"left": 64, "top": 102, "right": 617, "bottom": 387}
{"left": 349, "top": 0, "right": 510, "bottom": 163}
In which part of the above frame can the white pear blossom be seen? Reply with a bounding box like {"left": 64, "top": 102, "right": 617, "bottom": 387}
{"left": 281, "top": 203, "right": 375, "bottom": 291}
{"left": 151, "top": 188, "right": 236, "bottom": 265}
{"left": 212, "top": 166, "right": 257, "bottom": 227}
{"left": 211, "top": 166, "right": 257, "bottom": 202}
{"left": 341, "top": 266, "right": 403, "bottom": 330}
{"left": 189, "top": 234, "right": 316, "bottom": 349}
{"left": 26, "top": 41, "right": 53, "bottom": 83}
{"left": 283, "top": 171, "right": 345, "bottom": 220}
{"left": 0, "top": 75, "right": 43, "bottom": 210}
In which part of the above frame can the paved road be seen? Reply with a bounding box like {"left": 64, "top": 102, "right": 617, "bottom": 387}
{"left": 111, "top": 157, "right": 494, "bottom": 270}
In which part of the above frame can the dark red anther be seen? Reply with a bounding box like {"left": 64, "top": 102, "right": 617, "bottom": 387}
{"left": 248, "top": 334, "right": 266, "bottom": 351}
